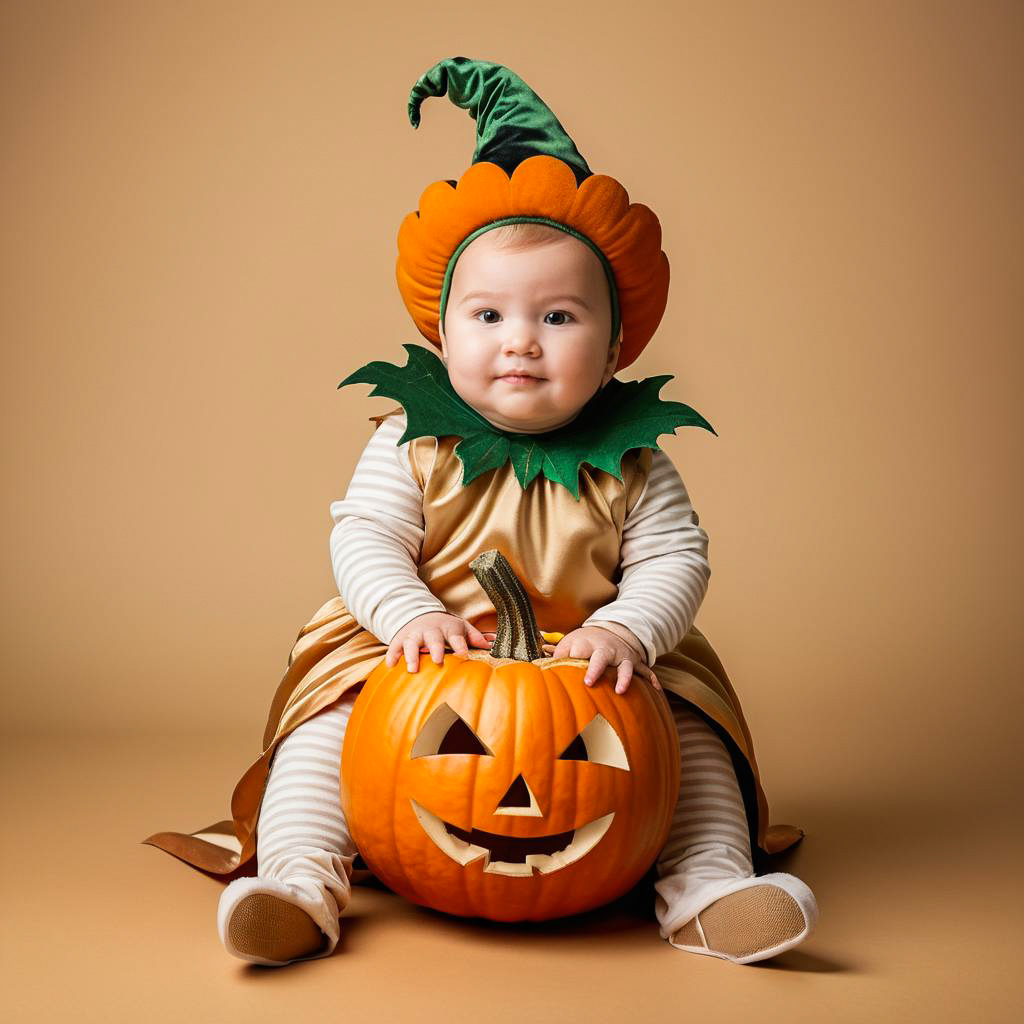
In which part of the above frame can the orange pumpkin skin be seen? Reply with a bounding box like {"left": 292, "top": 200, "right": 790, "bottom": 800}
{"left": 341, "top": 652, "right": 680, "bottom": 922}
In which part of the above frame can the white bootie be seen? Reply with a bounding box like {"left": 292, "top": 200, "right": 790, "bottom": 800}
{"left": 668, "top": 872, "right": 818, "bottom": 965}
{"left": 217, "top": 876, "right": 340, "bottom": 966}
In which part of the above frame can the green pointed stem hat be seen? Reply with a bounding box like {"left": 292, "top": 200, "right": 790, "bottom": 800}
{"left": 408, "top": 56, "right": 593, "bottom": 186}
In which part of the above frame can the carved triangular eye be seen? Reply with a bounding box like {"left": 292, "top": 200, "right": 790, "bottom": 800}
{"left": 556, "top": 714, "right": 630, "bottom": 770}
{"left": 438, "top": 717, "right": 488, "bottom": 755}
{"left": 411, "top": 703, "right": 494, "bottom": 758}
{"left": 558, "top": 734, "right": 588, "bottom": 761}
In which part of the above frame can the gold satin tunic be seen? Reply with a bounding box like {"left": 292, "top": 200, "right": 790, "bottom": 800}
{"left": 146, "top": 413, "right": 802, "bottom": 875}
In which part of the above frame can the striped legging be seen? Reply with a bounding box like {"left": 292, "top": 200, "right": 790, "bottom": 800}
{"left": 256, "top": 693, "right": 754, "bottom": 936}
{"left": 256, "top": 694, "right": 359, "bottom": 929}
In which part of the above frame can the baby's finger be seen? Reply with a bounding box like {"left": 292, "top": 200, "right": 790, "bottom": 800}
{"left": 615, "top": 660, "right": 634, "bottom": 695}
{"left": 447, "top": 630, "right": 470, "bottom": 657}
{"left": 467, "top": 624, "right": 491, "bottom": 648}
{"left": 585, "top": 648, "right": 612, "bottom": 686}
{"left": 423, "top": 627, "right": 447, "bottom": 665}
{"left": 631, "top": 661, "right": 661, "bottom": 690}
{"left": 403, "top": 636, "right": 421, "bottom": 672}
{"left": 566, "top": 637, "right": 594, "bottom": 662}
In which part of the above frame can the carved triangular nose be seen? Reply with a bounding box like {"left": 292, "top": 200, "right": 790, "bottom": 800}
{"left": 498, "top": 773, "right": 531, "bottom": 808}
{"left": 493, "top": 773, "right": 542, "bottom": 817}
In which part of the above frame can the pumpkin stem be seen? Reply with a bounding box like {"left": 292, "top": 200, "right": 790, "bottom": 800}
{"left": 469, "top": 550, "right": 545, "bottom": 661}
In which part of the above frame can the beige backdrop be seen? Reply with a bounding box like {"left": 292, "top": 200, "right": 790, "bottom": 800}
{"left": 1, "top": 2, "right": 1021, "bottom": 1021}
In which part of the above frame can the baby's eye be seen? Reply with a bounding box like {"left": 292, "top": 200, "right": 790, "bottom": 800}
{"left": 475, "top": 310, "right": 501, "bottom": 324}
{"left": 544, "top": 311, "right": 573, "bottom": 326}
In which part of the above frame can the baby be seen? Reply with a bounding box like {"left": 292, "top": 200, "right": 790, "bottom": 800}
{"left": 145, "top": 57, "right": 818, "bottom": 968}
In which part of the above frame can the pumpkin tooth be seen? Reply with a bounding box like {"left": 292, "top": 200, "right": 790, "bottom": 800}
{"left": 525, "top": 813, "right": 615, "bottom": 875}
{"left": 410, "top": 798, "right": 489, "bottom": 867}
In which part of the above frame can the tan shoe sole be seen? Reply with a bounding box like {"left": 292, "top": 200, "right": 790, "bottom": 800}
{"left": 671, "top": 883, "right": 809, "bottom": 964}
{"left": 227, "top": 892, "right": 327, "bottom": 964}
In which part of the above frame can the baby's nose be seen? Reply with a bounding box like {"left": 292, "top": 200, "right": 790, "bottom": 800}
{"left": 503, "top": 329, "right": 540, "bottom": 354}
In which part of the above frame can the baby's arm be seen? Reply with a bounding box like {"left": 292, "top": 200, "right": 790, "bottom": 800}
{"left": 329, "top": 414, "right": 444, "bottom": 637}
{"left": 579, "top": 449, "right": 711, "bottom": 668}
{"left": 329, "top": 414, "right": 488, "bottom": 667}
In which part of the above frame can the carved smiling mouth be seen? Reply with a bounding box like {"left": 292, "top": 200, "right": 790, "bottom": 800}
{"left": 410, "top": 798, "right": 614, "bottom": 877}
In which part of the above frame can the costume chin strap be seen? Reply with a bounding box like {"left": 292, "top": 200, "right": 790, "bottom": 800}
{"left": 408, "top": 56, "right": 592, "bottom": 185}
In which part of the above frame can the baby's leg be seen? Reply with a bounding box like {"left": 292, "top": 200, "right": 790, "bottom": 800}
{"left": 217, "top": 692, "right": 358, "bottom": 965}
{"left": 654, "top": 700, "right": 818, "bottom": 964}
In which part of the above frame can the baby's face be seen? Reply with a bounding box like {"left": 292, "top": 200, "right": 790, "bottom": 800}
{"left": 438, "top": 229, "right": 621, "bottom": 434}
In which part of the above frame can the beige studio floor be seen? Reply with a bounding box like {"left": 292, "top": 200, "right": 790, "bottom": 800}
{"left": 2, "top": 729, "right": 1019, "bottom": 1023}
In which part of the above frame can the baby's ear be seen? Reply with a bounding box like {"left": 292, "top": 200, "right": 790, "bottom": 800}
{"left": 603, "top": 332, "right": 622, "bottom": 384}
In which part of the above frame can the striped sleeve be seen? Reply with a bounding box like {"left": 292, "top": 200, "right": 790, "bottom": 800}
{"left": 582, "top": 449, "right": 711, "bottom": 666}
{"left": 328, "top": 414, "right": 446, "bottom": 644}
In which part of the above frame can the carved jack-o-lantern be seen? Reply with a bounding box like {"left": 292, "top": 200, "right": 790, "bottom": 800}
{"left": 341, "top": 551, "right": 681, "bottom": 921}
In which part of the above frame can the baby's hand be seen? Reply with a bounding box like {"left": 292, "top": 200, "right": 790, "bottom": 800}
{"left": 386, "top": 612, "right": 491, "bottom": 672}
{"left": 550, "top": 623, "right": 659, "bottom": 695}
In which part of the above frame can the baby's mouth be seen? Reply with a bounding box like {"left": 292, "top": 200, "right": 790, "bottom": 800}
{"left": 410, "top": 798, "right": 614, "bottom": 877}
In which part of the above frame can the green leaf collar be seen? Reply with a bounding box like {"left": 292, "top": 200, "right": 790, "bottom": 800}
{"left": 338, "top": 344, "right": 716, "bottom": 500}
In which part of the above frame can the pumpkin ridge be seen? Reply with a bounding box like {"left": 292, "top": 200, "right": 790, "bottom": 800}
{"left": 407, "top": 665, "right": 457, "bottom": 899}
{"left": 524, "top": 659, "right": 548, "bottom": 909}
{"left": 558, "top": 665, "right": 584, "bottom": 898}
{"left": 387, "top": 666, "right": 425, "bottom": 895}
{"left": 505, "top": 665, "right": 523, "bottom": 918}
{"left": 467, "top": 659, "right": 491, "bottom": 912}
{"left": 597, "top": 678, "right": 636, "bottom": 891}
{"left": 528, "top": 659, "right": 555, "bottom": 909}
